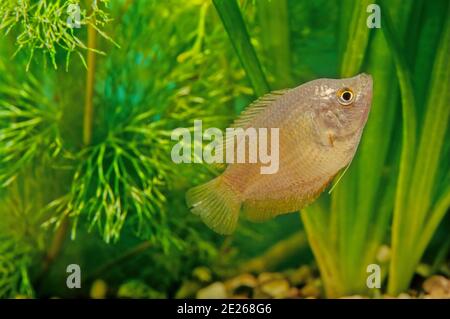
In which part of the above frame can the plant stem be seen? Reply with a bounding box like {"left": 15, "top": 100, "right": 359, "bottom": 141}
{"left": 35, "top": 217, "right": 69, "bottom": 289}
{"left": 83, "top": 18, "right": 97, "bottom": 146}
{"left": 38, "top": 3, "right": 99, "bottom": 288}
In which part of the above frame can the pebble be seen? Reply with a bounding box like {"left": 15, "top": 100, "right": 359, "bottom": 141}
{"left": 259, "top": 278, "right": 291, "bottom": 298}
{"left": 196, "top": 282, "right": 228, "bottom": 299}
{"left": 285, "top": 266, "right": 312, "bottom": 286}
{"left": 299, "top": 280, "right": 321, "bottom": 298}
{"left": 225, "top": 273, "right": 257, "bottom": 297}
{"left": 90, "top": 279, "right": 108, "bottom": 299}
{"left": 192, "top": 266, "right": 212, "bottom": 283}
{"left": 257, "top": 272, "right": 284, "bottom": 284}
{"left": 423, "top": 275, "right": 450, "bottom": 298}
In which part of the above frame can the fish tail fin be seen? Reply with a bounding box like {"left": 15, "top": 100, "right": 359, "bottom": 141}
{"left": 186, "top": 177, "right": 241, "bottom": 235}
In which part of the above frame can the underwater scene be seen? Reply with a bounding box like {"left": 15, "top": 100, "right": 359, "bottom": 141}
{"left": 0, "top": 0, "right": 449, "bottom": 301}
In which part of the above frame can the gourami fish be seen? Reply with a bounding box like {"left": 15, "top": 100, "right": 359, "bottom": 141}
{"left": 187, "top": 73, "right": 373, "bottom": 234}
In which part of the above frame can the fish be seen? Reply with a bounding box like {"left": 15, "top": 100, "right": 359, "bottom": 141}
{"left": 186, "top": 73, "right": 373, "bottom": 234}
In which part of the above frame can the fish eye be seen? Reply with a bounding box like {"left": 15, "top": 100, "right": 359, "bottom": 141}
{"left": 337, "top": 88, "right": 354, "bottom": 106}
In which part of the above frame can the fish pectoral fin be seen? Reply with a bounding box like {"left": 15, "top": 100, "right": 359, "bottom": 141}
{"left": 309, "top": 114, "right": 336, "bottom": 148}
{"left": 327, "top": 132, "right": 335, "bottom": 147}
{"left": 313, "top": 130, "right": 336, "bottom": 147}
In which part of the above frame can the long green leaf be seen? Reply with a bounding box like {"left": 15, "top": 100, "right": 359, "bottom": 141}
{"left": 340, "top": 0, "right": 372, "bottom": 77}
{"left": 213, "top": 0, "right": 270, "bottom": 96}
{"left": 378, "top": 0, "right": 419, "bottom": 295}
{"left": 388, "top": 8, "right": 450, "bottom": 294}
{"left": 257, "top": 0, "right": 292, "bottom": 89}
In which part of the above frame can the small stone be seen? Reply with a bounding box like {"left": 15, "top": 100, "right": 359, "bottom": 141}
{"left": 230, "top": 294, "right": 249, "bottom": 299}
{"left": 175, "top": 280, "right": 201, "bottom": 299}
{"left": 196, "top": 282, "right": 227, "bottom": 299}
{"left": 423, "top": 275, "right": 450, "bottom": 298}
{"left": 226, "top": 273, "right": 257, "bottom": 290}
{"left": 285, "top": 266, "right": 312, "bottom": 286}
{"left": 90, "top": 279, "right": 108, "bottom": 299}
{"left": 192, "top": 266, "right": 212, "bottom": 283}
{"left": 299, "top": 281, "right": 321, "bottom": 298}
{"left": 260, "top": 279, "right": 291, "bottom": 298}
{"left": 397, "top": 293, "right": 412, "bottom": 299}
{"left": 376, "top": 245, "right": 391, "bottom": 263}
{"left": 252, "top": 288, "right": 272, "bottom": 299}
{"left": 225, "top": 273, "right": 257, "bottom": 297}
{"left": 286, "top": 287, "right": 300, "bottom": 298}
{"left": 340, "top": 295, "right": 367, "bottom": 299}
{"left": 257, "top": 272, "right": 284, "bottom": 284}
{"left": 118, "top": 280, "right": 165, "bottom": 299}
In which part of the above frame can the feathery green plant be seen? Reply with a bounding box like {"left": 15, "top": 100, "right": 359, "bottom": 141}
{"left": 0, "top": 0, "right": 116, "bottom": 70}
{"left": 0, "top": 70, "right": 62, "bottom": 187}
{"left": 0, "top": 239, "right": 33, "bottom": 297}
{"left": 64, "top": 114, "right": 174, "bottom": 243}
{"left": 0, "top": 0, "right": 255, "bottom": 297}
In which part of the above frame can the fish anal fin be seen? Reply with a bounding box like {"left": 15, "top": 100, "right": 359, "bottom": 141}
{"left": 186, "top": 177, "right": 242, "bottom": 234}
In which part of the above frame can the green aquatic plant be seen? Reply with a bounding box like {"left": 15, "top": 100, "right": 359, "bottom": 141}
{"left": 213, "top": 0, "right": 269, "bottom": 96}
{"left": 299, "top": 0, "right": 418, "bottom": 297}
{"left": 0, "top": 0, "right": 249, "bottom": 297}
{"left": 0, "top": 0, "right": 116, "bottom": 70}
{"left": 0, "top": 0, "right": 447, "bottom": 299}
{"left": 303, "top": 0, "right": 449, "bottom": 297}
{"left": 215, "top": 0, "right": 449, "bottom": 297}
{"left": 0, "top": 239, "right": 34, "bottom": 297}
{"left": 383, "top": 0, "right": 450, "bottom": 294}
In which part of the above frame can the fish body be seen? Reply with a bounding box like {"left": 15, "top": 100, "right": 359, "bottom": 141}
{"left": 187, "top": 73, "right": 373, "bottom": 234}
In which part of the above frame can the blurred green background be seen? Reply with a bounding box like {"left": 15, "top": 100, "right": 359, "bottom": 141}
{"left": 0, "top": 0, "right": 448, "bottom": 298}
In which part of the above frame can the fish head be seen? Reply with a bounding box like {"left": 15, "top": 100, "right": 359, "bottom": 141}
{"left": 310, "top": 73, "right": 373, "bottom": 146}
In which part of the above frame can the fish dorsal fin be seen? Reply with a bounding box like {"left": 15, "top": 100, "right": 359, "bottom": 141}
{"left": 209, "top": 89, "right": 289, "bottom": 168}
{"left": 231, "top": 89, "right": 289, "bottom": 129}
